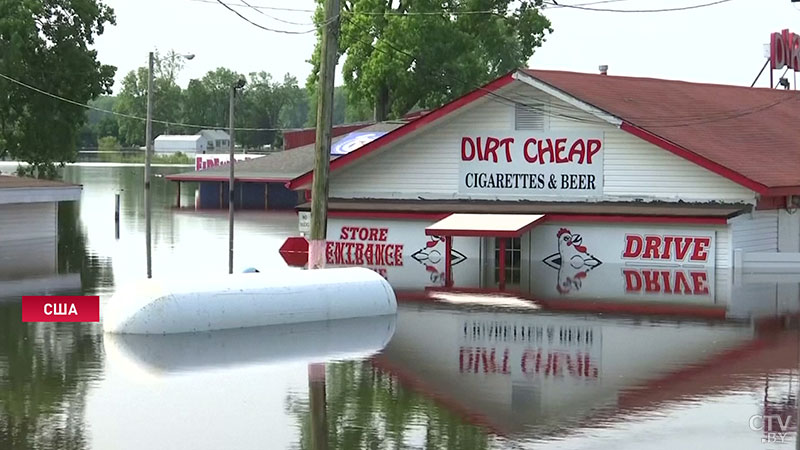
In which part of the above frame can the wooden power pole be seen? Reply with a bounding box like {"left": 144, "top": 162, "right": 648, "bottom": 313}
{"left": 308, "top": 0, "right": 341, "bottom": 269}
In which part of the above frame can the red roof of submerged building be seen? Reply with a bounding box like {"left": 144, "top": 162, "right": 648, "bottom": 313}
{"left": 523, "top": 69, "right": 800, "bottom": 193}
{"left": 289, "top": 69, "right": 800, "bottom": 194}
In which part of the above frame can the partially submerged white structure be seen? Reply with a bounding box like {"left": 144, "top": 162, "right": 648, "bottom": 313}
{"left": 103, "top": 267, "right": 397, "bottom": 334}
{"left": 0, "top": 175, "right": 82, "bottom": 296}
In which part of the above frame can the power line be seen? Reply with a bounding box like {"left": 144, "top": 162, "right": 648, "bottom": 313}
{"left": 0, "top": 72, "right": 286, "bottom": 132}
{"left": 544, "top": 0, "right": 734, "bottom": 13}
{"left": 239, "top": 0, "right": 318, "bottom": 25}
{"left": 189, "top": 0, "right": 315, "bottom": 13}
{"left": 214, "top": 0, "right": 321, "bottom": 34}
{"left": 191, "top": 0, "right": 504, "bottom": 17}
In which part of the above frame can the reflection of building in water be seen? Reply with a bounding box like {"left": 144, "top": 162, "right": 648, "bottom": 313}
{"left": 376, "top": 304, "right": 798, "bottom": 439}
{"left": 0, "top": 175, "right": 81, "bottom": 297}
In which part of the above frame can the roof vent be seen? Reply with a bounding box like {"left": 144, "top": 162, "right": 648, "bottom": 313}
{"left": 599, "top": 65, "right": 608, "bottom": 76}
{"left": 515, "top": 103, "right": 545, "bottom": 131}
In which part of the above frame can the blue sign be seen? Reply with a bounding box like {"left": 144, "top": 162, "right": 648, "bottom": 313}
{"left": 331, "top": 131, "right": 388, "bottom": 156}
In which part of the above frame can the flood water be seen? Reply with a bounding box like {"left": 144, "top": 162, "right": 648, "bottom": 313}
{"left": 1, "top": 163, "right": 798, "bottom": 450}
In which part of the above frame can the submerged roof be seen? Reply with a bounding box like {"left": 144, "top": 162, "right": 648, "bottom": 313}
{"left": 289, "top": 69, "right": 800, "bottom": 194}
{"left": 198, "top": 129, "right": 230, "bottom": 140}
{"left": 155, "top": 135, "right": 204, "bottom": 142}
{"left": 522, "top": 69, "right": 800, "bottom": 192}
{"left": 167, "top": 121, "right": 405, "bottom": 183}
{"left": 0, "top": 175, "right": 81, "bottom": 204}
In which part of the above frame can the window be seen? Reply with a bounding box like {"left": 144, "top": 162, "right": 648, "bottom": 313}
{"left": 515, "top": 103, "right": 545, "bottom": 131}
{"left": 494, "top": 237, "right": 521, "bottom": 284}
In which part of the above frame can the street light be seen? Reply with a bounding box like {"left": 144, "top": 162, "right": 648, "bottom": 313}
{"left": 228, "top": 77, "right": 246, "bottom": 274}
{"left": 145, "top": 51, "right": 194, "bottom": 279}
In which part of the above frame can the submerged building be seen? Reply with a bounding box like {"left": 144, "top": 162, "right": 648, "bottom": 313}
{"left": 282, "top": 69, "right": 799, "bottom": 313}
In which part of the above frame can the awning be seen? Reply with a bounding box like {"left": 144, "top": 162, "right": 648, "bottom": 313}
{"left": 425, "top": 213, "right": 546, "bottom": 238}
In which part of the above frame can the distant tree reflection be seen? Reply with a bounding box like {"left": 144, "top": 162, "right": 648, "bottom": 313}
{"left": 288, "top": 360, "right": 492, "bottom": 450}
{"left": 0, "top": 305, "right": 102, "bottom": 450}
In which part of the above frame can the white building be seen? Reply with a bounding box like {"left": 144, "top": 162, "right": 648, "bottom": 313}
{"left": 154, "top": 135, "right": 207, "bottom": 155}
{"left": 285, "top": 68, "right": 800, "bottom": 316}
{"left": 0, "top": 175, "right": 82, "bottom": 296}
{"left": 198, "top": 130, "right": 231, "bottom": 152}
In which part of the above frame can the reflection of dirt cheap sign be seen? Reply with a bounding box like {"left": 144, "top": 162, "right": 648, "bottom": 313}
{"left": 458, "top": 131, "right": 604, "bottom": 197}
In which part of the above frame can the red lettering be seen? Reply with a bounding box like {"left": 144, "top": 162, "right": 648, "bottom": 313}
{"left": 623, "top": 235, "right": 643, "bottom": 258}
{"left": 659, "top": 271, "right": 673, "bottom": 294}
{"left": 674, "top": 270, "right": 692, "bottom": 294}
{"left": 358, "top": 228, "right": 368, "bottom": 241}
{"left": 586, "top": 139, "right": 601, "bottom": 164}
{"left": 368, "top": 228, "right": 378, "bottom": 241}
{"left": 394, "top": 244, "right": 404, "bottom": 266}
{"left": 568, "top": 139, "right": 586, "bottom": 164}
{"left": 673, "top": 237, "right": 692, "bottom": 260}
{"left": 325, "top": 241, "right": 335, "bottom": 264}
{"left": 643, "top": 236, "right": 661, "bottom": 259}
{"left": 461, "top": 137, "right": 476, "bottom": 161}
{"left": 643, "top": 270, "right": 660, "bottom": 293}
{"left": 378, "top": 228, "right": 388, "bottom": 241}
{"left": 691, "top": 237, "right": 711, "bottom": 262}
{"left": 661, "top": 236, "right": 674, "bottom": 259}
{"left": 538, "top": 138, "right": 555, "bottom": 164}
{"left": 339, "top": 227, "right": 348, "bottom": 240}
{"left": 624, "top": 269, "right": 642, "bottom": 292}
{"left": 554, "top": 138, "right": 568, "bottom": 163}
{"left": 459, "top": 347, "right": 475, "bottom": 373}
{"left": 484, "top": 137, "right": 500, "bottom": 163}
{"left": 374, "top": 243, "right": 384, "bottom": 265}
{"left": 691, "top": 271, "right": 709, "bottom": 295}
{"left": 500, "top": 137, "right": 514, "bottom": 163}
{"left": 523, "top": 138, "right": 538, "bottom": 163}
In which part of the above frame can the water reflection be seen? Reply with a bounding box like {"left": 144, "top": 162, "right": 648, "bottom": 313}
{"left": 0, "top": 163, "right": 798, "bottom": 449}
{"left": 104, "top": 316, "right": 396, "bottom": 376}
{"left": 0, "top": 303, "right": 102, "bottom": 450}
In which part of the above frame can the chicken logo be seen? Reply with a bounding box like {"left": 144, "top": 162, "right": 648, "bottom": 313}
{"left": 411, "top": 236, "right": 467, "bottom": 284}
{"left": 542, "top": 228, "right": 602, "bottom": 294}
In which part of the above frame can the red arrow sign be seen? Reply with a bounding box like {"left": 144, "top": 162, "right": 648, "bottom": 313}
{"left": 279, "top": 236, "right": 309, "bottom": 267}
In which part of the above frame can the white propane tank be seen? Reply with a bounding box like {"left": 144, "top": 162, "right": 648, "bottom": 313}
{"left": 103, "top": 314, "right": 397, "bottom": 376}
{"left": 103, "top": 267, "right": 397, "bottom": 334}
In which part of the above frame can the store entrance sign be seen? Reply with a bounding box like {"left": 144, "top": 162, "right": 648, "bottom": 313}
{"left": 458, "top": 131, "right": 604, "bottom": 198}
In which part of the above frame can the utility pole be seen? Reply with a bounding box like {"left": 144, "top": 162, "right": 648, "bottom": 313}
{"left": 145, "top": 51, "right": 154, "bottom": 279}
{"left": 309, "top": 0, "right": 341, "bottom": 269}
{"left": 229, "top": 78, "right": 246, "bottom": 274}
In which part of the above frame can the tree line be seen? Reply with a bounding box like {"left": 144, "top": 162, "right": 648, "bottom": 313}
{"left": 80, "top": 50, "right": 374, "bottom": 152}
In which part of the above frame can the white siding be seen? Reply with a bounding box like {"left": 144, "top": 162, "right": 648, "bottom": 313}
{"left": 0, "top": 203, "right": 58, "bottom": 280}
{"left": 329, "top": 81, "right": 756, "bottom": 204}
{"left": 0, "top": 203, "right": 57, "bottom": 242}
{"left": 730, "top": 210, "right": 779, "bottom": 253}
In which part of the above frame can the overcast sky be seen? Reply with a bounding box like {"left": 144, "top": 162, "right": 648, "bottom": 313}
{"left": 93, "top": 0, "right": 800, "bottom": 93}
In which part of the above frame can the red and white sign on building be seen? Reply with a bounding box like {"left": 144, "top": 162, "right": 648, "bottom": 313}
{"left": 530, "top": 224, "right": 716, "bottom": 302}
{"left": 195, "top": 154, "right": 259, "bottom": 171}
{"left": 771, "top": 29, "right": 800, "bottom": 72}
{"left": 458, "top": 132, "right": 604, "bottom": 197}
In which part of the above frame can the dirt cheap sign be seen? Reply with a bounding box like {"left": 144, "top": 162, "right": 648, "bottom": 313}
{"left": 458, "top": 131, "right": 604, "bottom": 197}
{"left": 529, "top": 224, "right": 716, "bottom": 302}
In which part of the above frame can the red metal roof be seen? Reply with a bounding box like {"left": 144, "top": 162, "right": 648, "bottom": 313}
{"left": 523, "top": 69, "right": 800, "bottom": 193}
{"left": 289, "top": 69, "right": 800, "bottom": 194}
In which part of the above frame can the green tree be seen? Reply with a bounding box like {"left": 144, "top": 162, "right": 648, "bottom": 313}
{"left": 0, "top": 0, "right": 116, "bottom": 178}
{"left": 114, "top": 50, "right": 186, "bottom": 147}
{"left": 308, "top": 0, "right": 551, "bottom": 121}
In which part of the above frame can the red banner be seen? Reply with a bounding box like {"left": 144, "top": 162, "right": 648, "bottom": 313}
{"left": 22, "top": 296, "right": 100, "bottom": 323}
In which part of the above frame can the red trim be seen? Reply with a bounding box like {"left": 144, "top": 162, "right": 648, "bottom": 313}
{"left": 620, "top": 122, "right": 768, "bottom": 194}
{"left": 756, "top": 196, "right": 787, "bottom": 210}
{"left": 288, "top": 73, "right": 516, "bottom": 190}
{"left": 325, "top": 210, "right": 450, "bottom": 221}
{"left": 444, "top": 236, "right": 453, "bottom": 287}
{"left": 543, "top": 214, "right": 729, "bottom": 225}
{"left": 165, "top": 175, "right": 289, "bottom": 183}
{"left": 763, "top": 186, "right": 800, "bottom": 196}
